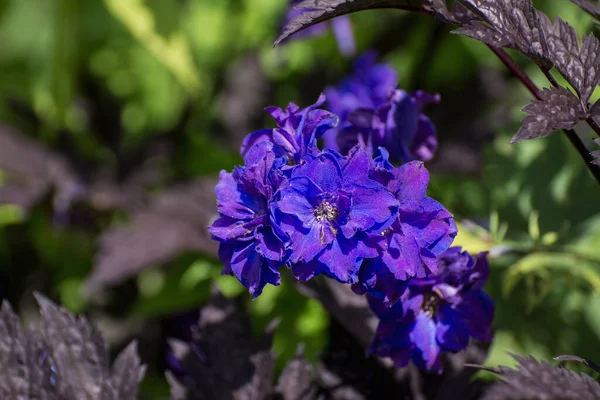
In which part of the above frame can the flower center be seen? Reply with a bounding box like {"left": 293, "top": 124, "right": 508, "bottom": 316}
{"left": 314, "top": 201, "right": 338, "bottom": 222}
{"left": 422, "top": 291, "right": 442, "bottom": 317}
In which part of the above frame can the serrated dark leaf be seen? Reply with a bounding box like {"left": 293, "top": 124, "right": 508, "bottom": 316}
{"left": 591, "top": 138, "right": 600, "bottom": 165}
{"left": 0, "top": 125, "right": 81, "bottom": 215}
{"left": 105, "top": 341, "right": 146, "bottom": 400}
{"left": 84, "top": 178, "right": 219, "bottom": 295}
{"left": 432, "top": 0, "right": 478, "bottom": 24}
{"left": 36, "top": 293, "right": 111, "bottom": 399}
{"left": 167, "top": 288, "right": 276, "bottom": 400}
{"left": 481, "top": 353, "right": 600, "bottom": 400}
{"left": 0, "top": 295, "right": 146, "bottom": 400}
{"left": 275, "top": 0, "right": 428, "bottom": 46}
{"left": 541, "top": 16, "right": 600, "bottom": 103}
{"left": 511, "top": 86, "right": 587, "bottom": 143}
{"left": 455, "top": 0, "right": 549, "bottom": 64}
{"left": 554, "top": 355, "right": 600, "bottom": 374}
{"left": 275, "top": 347, "right": 315, "bottom": 400}
{"left": 0, "top": 301, "right": 60, "bottom": 400}
{"left": 571, "top": 0, "right": 600, "bottom": 20}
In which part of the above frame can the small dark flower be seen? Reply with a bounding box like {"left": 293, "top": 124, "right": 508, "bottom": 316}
{"left": 208, "top": 141, "right": 287, "bottom": 298}
{"left": 367, "top": 247, "right": 494, "bottom": 372}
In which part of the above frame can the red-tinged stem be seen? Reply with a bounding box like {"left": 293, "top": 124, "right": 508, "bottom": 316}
{"left": 488, "top": 45, "right": 600, "bottom": 184}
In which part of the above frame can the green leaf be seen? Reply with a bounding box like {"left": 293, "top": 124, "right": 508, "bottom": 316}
{"left": 504, "top": 252, "right": 600, "bottom": 301}
{"left": 103, "top": 0, "right": 201, "bottom": 95}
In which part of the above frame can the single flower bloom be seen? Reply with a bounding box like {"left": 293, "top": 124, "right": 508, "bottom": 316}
{"left": 323, "top": 52, "right": 440, "bottom": 163}
{"left": 352, "top": 150, "right": 457, "bottom": 302}
{"left": 284, "top": 0, "right": 356, "bottom": 56}
{"left": 271, "top": 147, "right": 398, "bottom": 283}
{"left": 367, "top": 247, "right": 494, "bottom": 372}
{"left": 241, "top": 94, "right": 339, "bottom": 166}
{"left": 208, "top": 141, "right": 286, "bottom": 298}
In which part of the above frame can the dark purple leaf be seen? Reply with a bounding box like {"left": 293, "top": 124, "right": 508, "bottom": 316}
{"left": 554, "top": 354, "right": 600, "bottom": 374}
{"left": 0, "top": 302, "right": 60, "bottom": 399}
{"left": 36, "top": 293, "right": 111, "bottom": 398}
{"left": 591, "top": 138, "right": 600, "bottom": 165}
{"left": 0, "top": 125, "right": 81, "bottom": 215}
{"left": 84, "top": 178, "right": 219, "bottom": 295}
{"left": 0, "top": 295, "right": 145, "bottom": 400}
{"left": 455, "top": 0, "right": 549, "bottom": 64}
{"left": 542, "top": 16, "right": 600, "bottom": 104}
{"left": 274, "top": 0, "right": 428, "bottom": 46}
{"left": 108, "top": 341, "right": 146, "bottom": 400}
{"left": 275, "top": 347, "right": 315, "bottom": 400}
{"left": 510, "top": 86, "right": 587, "bottom": 143}
{"left": 167, "top": 288, "right": 276, "bottom": 400}
{"left": 481, "top": 353, "right": 600, "bottom": 400}
{"left": 432, "top": 0, "right": 478, "bottom": 24}
{"left": 570, "top": 0, "right": 600, "bottom": 20}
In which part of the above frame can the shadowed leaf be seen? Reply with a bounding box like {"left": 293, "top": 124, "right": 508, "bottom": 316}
{"left": 84, "top": 178, "right": 219, "bottom": 295}
{"left": 481, "top": 353, "right": 600, "bottom": 400}
{"left": 275, "top": 347, "right": 315, "bottom": 400}
{"left": 511, "top": 87, "right": 587, "bottom": 143}
{"left": 0, "top": 302, "right": 60, "bottom": 399}
{"left": 36, "top": 293, "right": 109, "bottom": 398}
{"left": 167, "top": 288, "right": 276, "bottom": 400}
{"left": 0, "top": 125, "right": 81, "bottom": 215}
{"left": 107, "top": 341, "right": 147, "bottom": 399}
{"left": 0, "top": 295, "right": 145, "bottom": 400}
{"left": 274, "top": 0, "right": 428, "bottom": 46}
{"left": 591, "top": 138, "right": 600, "bottom": 165}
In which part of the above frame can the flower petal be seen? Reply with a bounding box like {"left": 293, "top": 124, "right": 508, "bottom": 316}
{"left": 218, "top": 241, "right": 280, "bottom": 298}
{"left": 410, "top": 312, "right": 442, "bottom": 371}
{"left": 317, "top": 235, "right": 361, "bottom": 283}
{"left": 456, "top": 291, "right": 494, "bottom": 341}
{"left": 436, "top": 304, "right": 471, "bottom": 352}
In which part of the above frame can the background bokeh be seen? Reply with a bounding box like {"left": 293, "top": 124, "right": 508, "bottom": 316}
{"left": 1, "top": 0, "right": 600, "bottom": 397}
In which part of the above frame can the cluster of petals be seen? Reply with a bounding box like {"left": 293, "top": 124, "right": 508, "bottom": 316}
{"left": 209, "top": 93, "right": 456, "bottom": 301}
{"left": 323, "top": 52, "right": 440, "bottom": 163}
{"left": 208, "top": 57, "right": 493, "bottom": 372}
{"left": 367, "top": 247, "right": 495, "bottom": 372}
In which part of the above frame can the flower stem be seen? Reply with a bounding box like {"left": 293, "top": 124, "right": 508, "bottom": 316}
{"left": 487, "top": 45, "right": 600, "bottom": 185}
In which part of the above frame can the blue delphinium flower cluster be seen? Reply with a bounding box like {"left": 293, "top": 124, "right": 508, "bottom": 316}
{"left": 209, "top": 55, "right": 493, "bottom": 372}
{"left": 367, "top": 247, "right": 494, "bottom": 372}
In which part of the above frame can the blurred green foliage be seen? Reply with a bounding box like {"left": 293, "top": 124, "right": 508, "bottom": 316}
{"left": 2, "top": 0, "right": 600, "bottom": 397}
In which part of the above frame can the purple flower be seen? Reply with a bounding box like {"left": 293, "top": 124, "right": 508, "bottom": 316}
{"left": 323, "top": 52, "right": 440, "bottom": 163}
{"left": 351, "top": 150, "right": 457, "bottom": 303}
{"left": 271, "top": 147, "right": 398, "bottom": 283}
{"left": 285, "top": 1, "right": 356, "bottom": 56}
{"left": 241, "top": 94, "right": 339, "bottom": 166}
{"left": 208, "top": 141, "right": 286, "bottom": 298}
{"left": 367, "top": 247, "right": 494, "bottom": 372}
